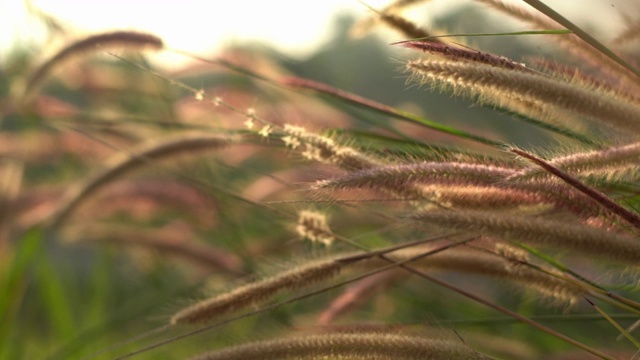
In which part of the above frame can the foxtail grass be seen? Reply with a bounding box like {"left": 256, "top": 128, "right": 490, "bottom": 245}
{"left": 22, "top": 31, "right": 162, "bottom": 101}
{"left": 48, "top": 132, "right": 236, "bottom": 228}
{"left": 62, "top": 223, "right": 243, "bottom": 274}
{"left": 170, "top": 256, "right": 349, "bottom": 325}
{"left": 406, "top": 59, "right": 640, "bottom": 135}
{"left": 190, "top": 332, "right": 492, "bottom": 360}
{"left": 412, "top": 209, "right": 640, "bottom": 263}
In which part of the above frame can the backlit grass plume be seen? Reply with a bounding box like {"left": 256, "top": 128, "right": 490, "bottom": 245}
{"left": 22, "top": 31, "right": 163, "bottom": 101}
{"left": 190, "top": 332, "right": 492, "bottom": 360}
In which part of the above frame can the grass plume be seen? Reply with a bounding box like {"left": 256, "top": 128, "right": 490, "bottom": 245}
{"left": 48, "top": 132, "right": 235, "bottom": 228}
{"left": 170, "top": 256, "right": 347, "bottom": 325}
{"left": 22, "top": 31, "right": 162, "bottom": 100}
{"left": 406, "top": 59, "right": 640, "bottom": 135}
{"left": 412, "top": 209, "right": 640, "bottom": 263}
{"left": 190, "top": 332, "right": 492, "bottom": 360}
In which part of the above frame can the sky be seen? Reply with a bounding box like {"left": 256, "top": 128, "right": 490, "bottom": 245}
{"left": 0, "top": 0, "right": 632, "bottom": 67}
{"left": 0, "top": 0, "right": 393, "bottom": 65}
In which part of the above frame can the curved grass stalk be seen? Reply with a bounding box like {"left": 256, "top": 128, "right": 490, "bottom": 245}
{"left": 63, "top": 224, "right": 243, "bottom": 275}
{"left": 366, "top": 246, "right": 618, "bottom": 360}
{"left": 48, "top": 132, "right": 237, "bottom": 228}
{"left": 23, "top": 31, "right": 163, "bottom": 100}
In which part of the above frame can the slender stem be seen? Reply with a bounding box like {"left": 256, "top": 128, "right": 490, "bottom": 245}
{"left": 389, "top": 266, "right": 615, "bottom": 360}
{"left": 511, "top": 148, "right": 640, "bottom": 230}
{"left": 522, "top": 0, "right": 640, "bottom": 79}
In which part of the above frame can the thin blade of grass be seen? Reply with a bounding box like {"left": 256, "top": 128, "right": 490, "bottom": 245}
{"left": 522, "top": 0, "right": 640, "bottom": 79}
{"left": 0, "top": 228, "right": 45, "bottom": 359}
{"left": 515, "top": 244, "right": 640, "bottom": 315}
{"left": 35, "top": 249, "right": 76, "bottom": 341}
{"left": 497, "top": 107, "right": 597, "bottom": 147}
{"left": 406, "top": 29, "right": 571, "bottom": 40}
{"left": 585, "top": 298, "right": 640, "bottom": 350}
{"left": 282, "top": 77, "right": 504, "bottom": 147}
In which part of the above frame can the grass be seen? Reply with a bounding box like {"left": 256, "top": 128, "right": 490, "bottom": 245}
{"left": 2, "top": 0, "right": 640, "bottom": 359}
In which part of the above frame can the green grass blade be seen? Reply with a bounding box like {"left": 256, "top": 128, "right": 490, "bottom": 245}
{"left": 0, "top": 228, "right": 44, "bottom": 359}
{"left": 282, "top": 77, "right": 504, "bottom": 147}
{"left": 409, "top": 29, "right": 571, "bottom": 40}
{"left": 35, "top": 247, "right": 77, "bottom": 342}
{"left": 586, "top": 298, "right": 640, "bottom": 350}
{"left": 522, "top": 0, "right": 640, "bottom": 79}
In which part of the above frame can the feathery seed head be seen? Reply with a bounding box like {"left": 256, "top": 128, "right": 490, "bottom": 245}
{"left": 282, "top": 124, "right": 378, "bottom": 169}
{"left": 244, "top": 108, "right": 256, "bottom": 129}
{"left": 258, "top": 125, "right": 272, "bottom": 137}
{"left": 296, "top": 210, "right": 335, "bottom": 246}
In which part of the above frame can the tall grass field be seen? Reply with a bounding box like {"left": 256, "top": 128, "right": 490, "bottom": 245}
{"left": 2, "top": 1, "right": 640, "bottom": 359}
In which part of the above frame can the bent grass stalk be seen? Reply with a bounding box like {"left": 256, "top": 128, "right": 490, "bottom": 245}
{"left": 63, "top": 224, "right": 244, "bottom": 274}
{"left": 347, "top": 240, "right": 617, "bottom": 359}
{"left": 48, "top": 132, "right": 236, "bottom": 228}
{"left": 23, "top": 31, "right": 163, "bottom": 101}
